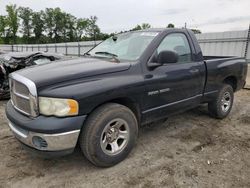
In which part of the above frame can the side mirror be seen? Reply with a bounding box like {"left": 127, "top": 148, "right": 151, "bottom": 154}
{"left": 157, "top": 50, "right": 178, "bottom": 64}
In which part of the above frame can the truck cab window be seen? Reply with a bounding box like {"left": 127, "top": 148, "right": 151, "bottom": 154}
{"left": 87, "top": 32, "right": 159, "bottom": 61}
{"left": 157, "top": 33, "right": 192, "bottom": 63}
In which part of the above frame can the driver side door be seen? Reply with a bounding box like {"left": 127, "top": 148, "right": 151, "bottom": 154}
{"left": 142, "top": 32, "right": 204, "bottom": 123}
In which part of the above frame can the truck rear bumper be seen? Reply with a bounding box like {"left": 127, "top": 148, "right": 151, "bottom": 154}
{"left": 6, "top": 101, "right": 87, "bottom": 154}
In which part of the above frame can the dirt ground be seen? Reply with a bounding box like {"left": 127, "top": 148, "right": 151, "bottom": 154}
{"left": 0, "top": 89, "right": 249, "bottom": 188}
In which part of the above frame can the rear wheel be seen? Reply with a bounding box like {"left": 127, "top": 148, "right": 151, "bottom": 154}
{"left": 79, "top": 103, "right": 138, "bottom": 167}
{"left": 208, "top": 84, "right": 234, "bottom": 119}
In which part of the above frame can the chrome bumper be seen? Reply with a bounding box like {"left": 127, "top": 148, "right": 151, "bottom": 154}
{"left": 8, "top": 121, "right": 80, "bottom": 151}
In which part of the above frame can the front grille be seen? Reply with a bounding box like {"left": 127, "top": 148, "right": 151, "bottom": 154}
{"left": 13, "top": 80, "right": 29, "bottom": 96}
{"left": 10, "top": 73, "right": 38, "bottom": 117}
{"left": 11, "top": 93, "right": 31, "bottom": 113}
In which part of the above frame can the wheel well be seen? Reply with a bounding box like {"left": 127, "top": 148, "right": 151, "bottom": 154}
{"left": 108, "top": 98, "right": 141, "bottom": 124}
{"left": 223, "top": 76, "right": 237, "bottom": 91}
{"left": 88, "top": 98, "right": 141, "bottom": 124}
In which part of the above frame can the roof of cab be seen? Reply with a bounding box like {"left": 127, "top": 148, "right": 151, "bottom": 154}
{"left": 136, "top": 28, "right": 188, "bottom": 33}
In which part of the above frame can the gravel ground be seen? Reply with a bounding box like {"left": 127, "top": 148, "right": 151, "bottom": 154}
{"left": 0, "top": 89, "right": 249, "bottom": 188}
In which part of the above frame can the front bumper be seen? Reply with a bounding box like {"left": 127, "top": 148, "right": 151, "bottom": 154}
{"left": 6, "top": 101, "right": 87, "bottom": 153}
{"left": 8, "top": 121, "right": 80, "bottom": 151}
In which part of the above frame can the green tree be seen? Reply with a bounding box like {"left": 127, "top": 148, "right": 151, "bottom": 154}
{"left": 18, "top": 7, "right": 33, "bottom": 43}
{"left": 60, "top": 13, "right": 77, "bottom": 42}
{"left": 45, "top": 8, "right": 75, "bottom": 43}
{"left": 6, "top": 4, "right": 19, "bottom": 43}
{"left": 65, "top": 14, "right": 77, "bottom": 42}
{"left": 191, "top": 29, "right": 201, "bottom": 34}
{"left": 131, "top": 23, "right": 151, "bottom": 31}
{"left": 131, "top": 24, "right": 142, "bottom": 31}
{"left": 0, "top": 4, "right": 107, "bottom": 44}
{"left": 0, "top": 16, "right": 7, "bottom": 38}
{"left": 32, "top": 11, "right": 45, "bottom": 43}
{"left": 167, "top": 23, "right": 175, "bottom": 28}
{"left": 0, "top": 15, "right": 12, "bottom": 44}
{"left": 85, "top": 16, "right": 100, "bottom": 41}
{"left": 76, "top": 18, "right": 89, "bottom": 41}
{"left": 141, "top": 23, "right": 151, "bottom": 29}
{"left": 53, "top": 8, "right": 65, "bottom": 42}
{"left": 97, "top": 32, "right": 111, "bottom": 40}
{"left": 60, "top": 11, "right": 68, "bottom": 42}
{"left": 44, "top": 8, "right": 54, "bottom": 42}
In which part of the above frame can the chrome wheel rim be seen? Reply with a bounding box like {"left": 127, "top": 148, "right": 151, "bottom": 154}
{"left": 100, "top": 118, "right": 129, "bottom": 156}
{"left": 221, "top": 91, "right": 231, "bottom": 113}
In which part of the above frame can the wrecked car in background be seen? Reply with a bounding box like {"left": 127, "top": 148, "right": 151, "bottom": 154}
{"left": 0, "top": 50, "right": 6, "bottom": 55}
{"left": 0, "top": 52, "right": 67, "bottom": 99}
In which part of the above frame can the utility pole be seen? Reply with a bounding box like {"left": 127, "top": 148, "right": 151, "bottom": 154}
{"left": 185, "top": 22, "right": 187, "bottom": 28}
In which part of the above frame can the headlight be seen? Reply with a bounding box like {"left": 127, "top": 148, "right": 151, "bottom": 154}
{"left": 39, "top": 97, "right": 79, "bottom": 117}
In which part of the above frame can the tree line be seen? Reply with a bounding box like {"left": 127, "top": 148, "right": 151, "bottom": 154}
{"left": 118, "top": 23, "right": 201, "bottom": 34}
{"left": 0, "top": 5, "right": 108, "bottom": 44}
{"left": 0, "top": 4, "right": 201, "bottom": 45}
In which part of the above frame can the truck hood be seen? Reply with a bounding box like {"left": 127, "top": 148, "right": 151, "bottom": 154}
{"left": 16, "top": 57, "right": 131, "bottom": 88}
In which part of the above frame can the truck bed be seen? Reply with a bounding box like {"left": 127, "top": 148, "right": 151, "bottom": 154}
{"left": 203, "top": 56, "right": 247, "bottom": 94}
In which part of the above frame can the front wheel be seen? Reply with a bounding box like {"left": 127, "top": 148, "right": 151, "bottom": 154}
{"left": 208, "top": 84, "right": 234, "bottom": 119}
{"left": 79, "top": 103, "right": 138, "bottom": 167}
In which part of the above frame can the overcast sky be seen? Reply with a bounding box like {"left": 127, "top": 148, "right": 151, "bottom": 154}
{"left": 0, "top": 0, "right": 249, "bottom": 33}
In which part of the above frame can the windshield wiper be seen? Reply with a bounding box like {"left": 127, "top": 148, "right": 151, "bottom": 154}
{"left": 84, "top": 52, "right": 91, "bottom": 56}
{"left": 95, "top": 51, "right": 118, "bottom": 57}
{"left": 95, "top": 51, "right": 119, "bottom": 62}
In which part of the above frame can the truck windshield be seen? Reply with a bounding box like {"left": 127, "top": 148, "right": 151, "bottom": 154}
{"left": 87, "top": 31, "right": 159, "bottom": 61}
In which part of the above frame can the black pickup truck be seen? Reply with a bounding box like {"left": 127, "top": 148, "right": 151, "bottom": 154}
{"left": 5, "top": 28, "right": 247, "bottom": 167}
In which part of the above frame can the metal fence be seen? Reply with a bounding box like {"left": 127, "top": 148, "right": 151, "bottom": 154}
{"left": 196, "top": 28, "right": 250, "bottom": 63}
{"left": 0, "top": 29, "right": 250, "bottom": 62}
{"left": 0, "top": 40, "right": 102, "bottom": 56}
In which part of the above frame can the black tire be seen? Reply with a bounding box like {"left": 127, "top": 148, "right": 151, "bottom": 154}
{"left": 208, "top": 84, "right": 234, "bottom": 119}
{"left": 79, "top": 103, "right": 138, "bottom": 167}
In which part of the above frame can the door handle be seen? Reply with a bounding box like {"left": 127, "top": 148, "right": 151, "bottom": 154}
{"left": 145, "top": 74, "right": 153, "bottom": 79}
{"left": 189, "top": 69, "right": 199, "bottom": 74}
